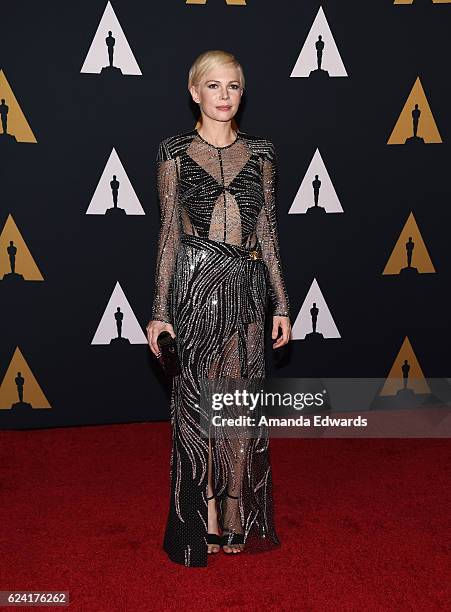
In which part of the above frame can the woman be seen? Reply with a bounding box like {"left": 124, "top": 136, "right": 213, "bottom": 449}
{"left": 146, "top": 50, "right": 291, "bottom": 567}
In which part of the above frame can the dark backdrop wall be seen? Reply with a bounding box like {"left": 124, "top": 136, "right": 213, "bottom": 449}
{"left": 1, "top": 0, "right": 450, "bottom": 429}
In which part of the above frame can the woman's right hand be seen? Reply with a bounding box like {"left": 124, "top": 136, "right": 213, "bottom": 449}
{"left": 146, "top": 320, "right": 176, "bottom": 358}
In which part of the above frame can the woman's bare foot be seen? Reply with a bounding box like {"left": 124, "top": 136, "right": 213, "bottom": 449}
{"left": 222, "top": 539, "right": 244, "bottom": 554}
{"left": 221, "top": 492, "right": 244, "bottom": 553}
{"left": 207, "top": 496, "right": 220, "bottom": 554}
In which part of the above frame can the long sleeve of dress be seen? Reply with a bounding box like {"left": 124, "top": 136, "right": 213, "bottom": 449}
{"left": 256, "top": 142, "right": 291, "bottom": 318}
{"left": 150, "top": 140, "right": 181, "bottom": 324}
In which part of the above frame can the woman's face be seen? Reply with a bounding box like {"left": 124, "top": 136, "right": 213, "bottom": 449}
{"left": 190, "top": 64, "right": 243, "bottom": 123}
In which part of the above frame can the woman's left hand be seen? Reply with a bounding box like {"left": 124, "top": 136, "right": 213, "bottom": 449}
{"left": 272, "top": 315, "right": 291, "bottom": 349}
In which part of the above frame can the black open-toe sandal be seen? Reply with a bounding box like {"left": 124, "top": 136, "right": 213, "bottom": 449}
{"left": 220, "top": 492, "right": 244, "bottom": 553}
{"left": 206, "top": 493, "right": 221, "bottom": 553}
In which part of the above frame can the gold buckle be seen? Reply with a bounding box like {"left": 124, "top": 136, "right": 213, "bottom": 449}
{"left": 248, "top": 249, "right": 261, "bottom": 260}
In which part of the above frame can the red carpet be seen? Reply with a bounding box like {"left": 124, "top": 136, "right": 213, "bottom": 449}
{"left": 0, "top": 423, "right": 449, "bottom": 611}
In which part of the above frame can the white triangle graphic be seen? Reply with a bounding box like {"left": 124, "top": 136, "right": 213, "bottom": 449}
{"left": 91, "top": 281, "right": 147, "bottom": 345}
{"left": 81, "top": 1, "right": 142, "bottom": 75}
{"left": 290, "top": 6, "right": 348, "bottom": 77}
{"left": 86, "top": 148, "right": 145, "bottom": 215}
{"left": 288, "top": 148, "right": 343, "bottom": 214}
{"left": 291, "top": 278, "right": 341, "bottom": 340}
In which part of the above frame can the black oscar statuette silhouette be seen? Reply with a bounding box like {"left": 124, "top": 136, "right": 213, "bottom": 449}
{"left": 105, "top": 174, "right": 126, "bottom": 216}
{"left": 309, "top": 35, "right": 330, "bottom": 79}
{"left": 0, "top": 98, "right": 17, "bottom": 144}
{"left": 110, "top": 306, "right": 130, "bottom": 344}
{"left": 304, "top": 301, "right": 324, "bottom": 343}
{"left": 402, "top": 360, "right": 410, "bottom": 390}
{"left": 393, "top": 360, "right": 424, "bottom": 408}
{"left": 306, "top": 174, "right": 326, "bottom": 215}
{"left": 405, "top": 104, "right": 425, "bottom": 145}
{"left": 2, "top": 240, "right": 25, "bottom": 282}
{"left": 11, "top": 371, "right": 33, "bottom": 409}
{"left": 100, "top": 30, "right": 123, "bottom": 76}
{"left": 400, "top": 236, "right": 419, "bottom": 275}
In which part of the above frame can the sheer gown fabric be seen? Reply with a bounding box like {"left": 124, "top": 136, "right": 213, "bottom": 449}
{"left": 151, "top": 127, "right": 291, "bottom": 567}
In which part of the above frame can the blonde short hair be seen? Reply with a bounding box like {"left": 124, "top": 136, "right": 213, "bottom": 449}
{"left": 188, "top": 50, "right": 245, "bottom": 91}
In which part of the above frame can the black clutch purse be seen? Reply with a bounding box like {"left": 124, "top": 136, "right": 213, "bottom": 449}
{"left": 156, "top": 331, "right": 181, "bottom": 377}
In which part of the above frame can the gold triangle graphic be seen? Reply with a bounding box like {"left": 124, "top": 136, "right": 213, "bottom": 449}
{"left": 0, "top": 347, "right": 51, "bottom": 409}
{"left": 0, "top": 214, "right": 44, "bottom": 280}
{"left": 0, "top": 70, "right": 37, "bottom": 143}
{"left": 394, "top": 1, "right": 451, "bottom": 5}
{"left": 382, "top": 212, "right": 435, "bottom": 274}
{"left": 187, "top": 0, "right": 246, "bottom": 4}
{"left": 387, "top": 77, "right": 442, "bottom": 144}
{"left": 380, "top": 337, "right": 430, "bottom": 396}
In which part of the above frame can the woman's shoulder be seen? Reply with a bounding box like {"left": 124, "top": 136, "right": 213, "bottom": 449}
{"left": 239, "top": 130, "right": 276, "bottom": 162}
{"left": 156, "top": 128, "right": 197, "bottom": 161}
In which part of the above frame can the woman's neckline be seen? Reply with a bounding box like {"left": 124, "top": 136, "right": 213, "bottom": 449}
{"left": 194, "top": 128, "right": 240, "bottom": 150}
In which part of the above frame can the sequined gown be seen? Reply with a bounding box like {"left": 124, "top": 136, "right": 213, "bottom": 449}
{"left": 151, "top": 127, "right": 291, "bottom": 567}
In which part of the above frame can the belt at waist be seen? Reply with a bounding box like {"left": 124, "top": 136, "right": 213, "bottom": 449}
{"left": 180, "top": 233, "right": 263, "bottom": 261}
